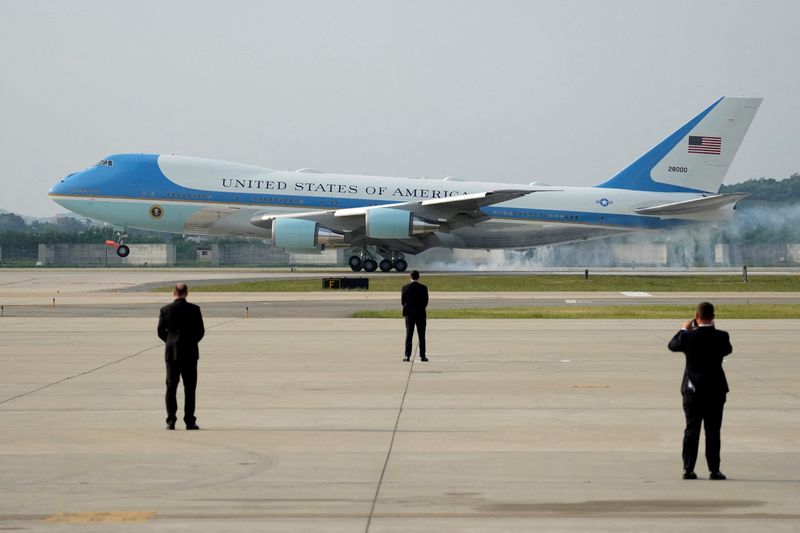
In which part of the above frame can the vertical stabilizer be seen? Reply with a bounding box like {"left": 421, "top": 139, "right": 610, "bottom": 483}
{"left": 597, "top": 97, "right": 762, "bottom": 193}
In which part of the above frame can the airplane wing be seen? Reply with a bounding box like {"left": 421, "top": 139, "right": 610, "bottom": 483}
{"left": 249, "top": 189, "right": 546, "bottom": 232}
{"left": 634, "top": 193, "right": 749, "bottom": 216}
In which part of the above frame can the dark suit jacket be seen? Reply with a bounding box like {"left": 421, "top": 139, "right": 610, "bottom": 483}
{"left": 668, "top": 325, "right": 732, "bottom": 399}
{"left": 401, "top": 281, "right": 429, "bottom": 317}
{"left": 158, "top": 298, "right": 205, "bottom": 362}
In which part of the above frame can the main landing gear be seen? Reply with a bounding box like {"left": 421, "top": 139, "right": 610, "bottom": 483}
{"left": 348, "top": 249, "right": 408, "bottom": 272}
{"left": 104, "top": 232, "right": 130, "bottom": 258}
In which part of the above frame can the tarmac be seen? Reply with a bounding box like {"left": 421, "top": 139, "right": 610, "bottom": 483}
{"left": 1, "top": 269, "right": 799, "bottom": 532}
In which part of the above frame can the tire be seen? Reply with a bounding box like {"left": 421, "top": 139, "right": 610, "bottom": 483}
{"left": 363, "top": 258, "right": 378, "bottom": 272}
{"left": 116, "top": 244, "right": 131, "bottom": 258}
{"left": 394, "top": 258, "right": 408, "bottom": 272}
{"left": 348, "top": 255, "right": 363, "bottom": 271}
{"left": 379, "top": 259, "right": 392, "bottom": 272}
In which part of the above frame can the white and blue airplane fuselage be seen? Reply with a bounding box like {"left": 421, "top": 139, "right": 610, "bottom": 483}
{"left": 49, "top": 97, "right": 761, "bottom": 271}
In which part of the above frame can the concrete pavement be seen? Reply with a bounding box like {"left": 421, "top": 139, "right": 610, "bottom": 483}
{"left": 1, "top": 314, "right": 799, "bottom": 531}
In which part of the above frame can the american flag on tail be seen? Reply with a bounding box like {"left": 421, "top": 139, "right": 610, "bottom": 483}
{"left": 688, "top": 135, "right": 722, "bottom": 155}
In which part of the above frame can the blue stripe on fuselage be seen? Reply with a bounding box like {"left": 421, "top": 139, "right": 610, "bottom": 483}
{"left": 481, "top": 206, "right": 686, "bottom": 229}
{"left": 51, "top": 154, "right": 686, "bottom": 231}
{"left": 51, "top": 153, "right": 400, "bottom": 210}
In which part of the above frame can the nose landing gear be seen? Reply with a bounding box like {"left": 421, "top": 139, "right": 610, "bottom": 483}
{"left": 105, "top": 232, "right": 130, "bottom": 258}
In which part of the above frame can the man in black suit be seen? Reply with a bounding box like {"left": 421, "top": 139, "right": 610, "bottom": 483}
{"left": 158, "top": 283, "right": 205, "bottom": 430}
{"left": 668, "top": 301, "right": 732, "bottom": 480}
{"left": 401, "top": 270, "right": 429, "bottom": 362}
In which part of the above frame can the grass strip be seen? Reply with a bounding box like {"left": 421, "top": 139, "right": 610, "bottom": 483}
{"left": 188, "top": 275, "right": 800, "bottom": 293}
{"left": 352, "top": 304, "right": 800, "bottom": 319}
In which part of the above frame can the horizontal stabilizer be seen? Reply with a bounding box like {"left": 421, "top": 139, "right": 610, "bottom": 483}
{"left": 634, "top": 193, "right": 749, "bottom": 216}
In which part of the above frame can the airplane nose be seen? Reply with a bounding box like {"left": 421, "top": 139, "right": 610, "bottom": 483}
{"left": 49, "top": 171, "right": 78, "bottom": 195}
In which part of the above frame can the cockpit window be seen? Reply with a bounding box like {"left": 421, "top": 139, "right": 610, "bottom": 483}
{"left": 96, "top": 159, "right": 113, "bottom": 167}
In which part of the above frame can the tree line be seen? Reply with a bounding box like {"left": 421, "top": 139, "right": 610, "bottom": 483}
{"left": 719, "top": 173, "right": 800, "bottom": 203}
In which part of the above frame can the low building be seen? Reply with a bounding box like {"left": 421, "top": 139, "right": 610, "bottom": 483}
{"left": 209, "top": 243, "right": 344, "bottom": 266}
{"left": 715, "top": 243, "right": 795, "bottom": 267}
{"left": 37, "top": 243, "right": 176, "bottom": 267}
{"left": 196, "top": 247, "right": 213, "bottom": 264}
{"left": 788, "top": 244, "right": 800, "bottom": 264}
{"left": 610, "top": 243, "right": 668, "bottom": 266}
{"left": 210, "top": 243, "right": 289, "bottom": 266}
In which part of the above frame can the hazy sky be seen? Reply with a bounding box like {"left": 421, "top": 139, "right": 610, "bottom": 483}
{"left": 2, "top": 0, "right": 798, "bottom": 216}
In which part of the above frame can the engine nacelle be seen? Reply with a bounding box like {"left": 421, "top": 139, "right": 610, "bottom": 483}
{"left": 272, "top": 218, "right": 343, "bottom": 250}
{"left": 365, "top": 208, "right": 440, "bottom": 239}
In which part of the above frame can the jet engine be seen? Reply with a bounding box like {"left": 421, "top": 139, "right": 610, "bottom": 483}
{"left": 365, "top": 208, "right": 439, "bottom": 239}
{"left": 272, "top": 218, "right": 343, "bottom": 251}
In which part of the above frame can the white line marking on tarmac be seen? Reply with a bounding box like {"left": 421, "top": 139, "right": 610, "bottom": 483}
{"left": 621, "top": 291, "right": 652, "bottom": 297}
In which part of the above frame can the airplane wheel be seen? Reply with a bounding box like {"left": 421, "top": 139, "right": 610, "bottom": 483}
{"left": 363, "top": 258, "right": 378, "bottom": 272}
{"left": 379, "top": 259, "right": 392, "bottom": 272}
{"left": 348, "top": 255, "right": 363, "bottom": 271}
{"left": 393, "top": 258, "right": 408, "bottom": 272}
{"left": 116, "top": 244, "right": 130, "bottom": 258}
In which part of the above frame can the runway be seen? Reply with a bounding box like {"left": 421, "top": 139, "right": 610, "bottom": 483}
{"left": 1, "top": 269, "right": 799, "bottom": 531}
{"left": 4, "top": 294, "right": 800, "bottom": 319}
{"left": 1, "top": 268, "right": 799, "bottom": 319}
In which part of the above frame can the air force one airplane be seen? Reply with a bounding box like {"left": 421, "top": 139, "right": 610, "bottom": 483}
{"left": 49, "top": 97, "right": 761, "bottom": 272}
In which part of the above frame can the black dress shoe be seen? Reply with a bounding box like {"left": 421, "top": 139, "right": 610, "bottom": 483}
{"left": 403, "top": 356, "right": 410, "bottom": 362}
{"left": 420, "top": 356, "right": 429, "bottom": 362}
{"left": 166, "top": 423, "right": 175, "bottom": 430}
{"left": 709, "top": 471, "right": 727, "bottom": 480}
{"left": 186, "top": 424, "right": 200, "bottom": 430}
{"left": 682, "top": 471, "right": 698, "bottom": 480}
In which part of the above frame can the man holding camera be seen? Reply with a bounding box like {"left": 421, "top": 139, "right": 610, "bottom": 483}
{"left": 668, "top": 301, "right": 732, "bottom": 480}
